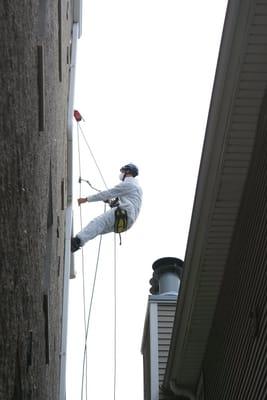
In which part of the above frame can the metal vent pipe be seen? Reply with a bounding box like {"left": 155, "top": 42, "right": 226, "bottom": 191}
{"left": 149, "top": 257, "right": 183, "bottom": 295}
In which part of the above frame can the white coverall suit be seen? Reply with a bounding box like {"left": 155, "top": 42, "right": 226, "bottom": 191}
{"left": 77, "top": 176, "right": 143, "bottom": 245}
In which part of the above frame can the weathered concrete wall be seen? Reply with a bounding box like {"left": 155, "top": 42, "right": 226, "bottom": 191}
{"left": 0, "top": 1, "right": 72, "bottom": 398}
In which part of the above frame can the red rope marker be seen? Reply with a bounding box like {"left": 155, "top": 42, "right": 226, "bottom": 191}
{"left": 74, "top": 109, "right": 83, "bottom": 122}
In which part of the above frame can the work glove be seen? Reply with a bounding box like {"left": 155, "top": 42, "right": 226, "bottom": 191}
{"left": 78, "top": 197, "right": 87, "bottom": 206}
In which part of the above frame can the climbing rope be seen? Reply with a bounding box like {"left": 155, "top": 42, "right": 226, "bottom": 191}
{"left": 74, "top": 113, "right": 118, "bottom": 400}
{"left": 77, "top": 121, "right": 108, "bottom": 190}
{"left": 77, "top": 120, "right": 88, "bottom": 400}
{"left": 80, "top": 232, "right": 104, "bottom": 400}
{"left": 113, "top": 233, "right": 117, "bottom": 400}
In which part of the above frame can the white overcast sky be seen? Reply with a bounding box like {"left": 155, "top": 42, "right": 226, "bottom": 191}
{"left": 66, "top": 1, "right": 228, "bottom": 399}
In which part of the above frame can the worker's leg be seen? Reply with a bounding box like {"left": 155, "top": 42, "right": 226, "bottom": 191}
{"left": 77, "top": 209, "right": 115, "bottom": 246}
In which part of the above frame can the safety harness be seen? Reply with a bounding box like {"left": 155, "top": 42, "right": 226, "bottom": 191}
{"left": 114, "top": 207, "right": 128, "bottom": 244}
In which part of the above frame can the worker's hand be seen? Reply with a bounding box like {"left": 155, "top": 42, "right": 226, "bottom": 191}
{"left": 78, "top": 197, "right": 87, "bottom": 206}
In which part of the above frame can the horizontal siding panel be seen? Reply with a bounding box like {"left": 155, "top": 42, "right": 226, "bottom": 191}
{"left": 158, "top": 344, "right": 174, "bottom": 352}
{"left": 229, "top": 129, "right": 256, "bottom": 137}
{"left": 210, "top": 209, "right": 238, "bottom": 216}
{"left": 158, "top": 307, "right": 177, "bottom": 312}
{"left": 158, "top": 322, "right": 175, "bottom": 330}
{"left": 210, "top": 225, "right": 239, "bottom": 230}
{"left": 248, "top": 35, "right": 267, "bottom": 44}
{"left": 210, "top": 213, "right": 238, "bottom": 222}
{"left": 240, "top": 71, "right": 267, "bottom": 81}
{"left": 158, "top": 321, "right": 175, "bottom": 329}
{"left": 223, "top": 157, "right": 252, "bottom": 166}
{"left": 230, "top": 122, "right": 256, "bottom": 132}
{"left": 159, "top": 358, "right": 169, "bottom": 364}
{"left": 239, "top": 80, "right": 267, "bottom": 89}
{"left": 213, "top": 200, "right": 240, "bottom": 208}
{"left": 217, "top": 183, "right": 246, "bottom": 198}
{"left": 158, "top": 318, "right": 175, "bottom": 325}
{"left": 206, "top": 239, "right": 232, "bottom": 246}
{"left": 247, "top": 43, "right": 267, "bottom": 54}
{"left": 159, "top": 340, "right": 175, "bottom": 347}
{"left": 222, "top": 166, "right": 248, "bottom": 175}
{"left": 227, "top": 138, "right": 254, "bottom": 147}
{"left": 207, "top": 234, "right": 235, "bottom": 241}
{"left": 235, "top": 96, "right": 262, "bottom": 107}
{"left": 237, "top": 87, "right": 265, "bottom": 97}
{"left": 252, "top": 14, "right": 267, "bottom": 24}
{"left": 233, "top": 105, "right": 259, "bottom": 114}
{"left": 255, "top": 4, "right": 267, "bottom": 13}
{"left": 158, "top": 334, "right": 173, "bottom": 340}
{"left": 249, "top": 24, "right": 267, "bottom": 35}
{"left": 158, "top": 328, "right": 173, "bottom": 335}
{"left": 227, "top": 144, "right": 254, "bottom": 152}
{"left": 242, "top": 61, "right": 267, "bottom": 71}
{"left": 232, "top": 114, "right": 258, "bottom": 123}
{"left": 158, "top": 311, "right": 176, "bottom": 317}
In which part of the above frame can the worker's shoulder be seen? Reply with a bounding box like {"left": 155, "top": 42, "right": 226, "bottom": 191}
{"left": 124, "top": 177, "right": 141, "bottom": 187}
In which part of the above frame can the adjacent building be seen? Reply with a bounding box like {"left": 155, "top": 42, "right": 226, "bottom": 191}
{"left": 143, "top": 0, "right": 267, "bottom": 398}
{"left": 142, "top": 258, "right": 183, "bottom": 400}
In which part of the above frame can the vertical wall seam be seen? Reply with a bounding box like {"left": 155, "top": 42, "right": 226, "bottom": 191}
{"left": 58, "top": 0, "right": 62, "bottom": 82}
{"left": 37, "top": 45, "right": 45, "bottom": 132}
{"left": 43, "top": 294, "right": 50, "bottom": 365}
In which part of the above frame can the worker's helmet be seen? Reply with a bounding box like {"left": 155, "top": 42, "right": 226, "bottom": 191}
{"left": 120, "top": 163, "right": 139, "bottom": 177}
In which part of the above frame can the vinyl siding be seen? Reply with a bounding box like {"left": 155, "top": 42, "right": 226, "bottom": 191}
{"left": 158, "top": 304, "right": 176, "bottom": 400}
{"left": 203, "top": 92, "right": 267, "bottom": 400}
{"left": 142, "top": 297, "right": 177, "bottom": 400}
{"left": 142, "top": 325, "right": 151, "bottom": 400}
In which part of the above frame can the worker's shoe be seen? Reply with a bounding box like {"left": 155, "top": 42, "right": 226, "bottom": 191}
{"left": 71, "top": 236, "right": 81, "bottom": 253}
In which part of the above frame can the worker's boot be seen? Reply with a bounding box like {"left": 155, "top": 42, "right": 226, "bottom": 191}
{"left": 71, "top": 236, "right": 81, "bottom": 252}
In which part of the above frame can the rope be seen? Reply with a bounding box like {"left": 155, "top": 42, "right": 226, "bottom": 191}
{"left": 77, "top": 122, "right": 108, "bottom": 189}
{"left": 75, "top": 117, "right": 118, "bottom": 400}
{"left": 113, "top": 233, "right": 117, "bottom": 400}
{"left": 81, "top": 232, "right": 104, "bottom": 400}
{"left": 77, "top": 121, "right": 88, "bottom": 400}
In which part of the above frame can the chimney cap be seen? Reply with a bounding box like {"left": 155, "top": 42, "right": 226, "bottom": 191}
{"left": 150, "top": 257, "right": 183, "bottom": 295}
{"left": 152, "top": 257, "right": 183, "bottom": 278}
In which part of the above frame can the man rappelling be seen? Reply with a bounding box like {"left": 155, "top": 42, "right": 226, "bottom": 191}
{"left": 71, "top": 163, "right": 142, "bottom": 252}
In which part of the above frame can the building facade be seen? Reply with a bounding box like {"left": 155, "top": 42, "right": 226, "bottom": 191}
{"left": 0, "top": 1, "right": 81, "bottom": 399}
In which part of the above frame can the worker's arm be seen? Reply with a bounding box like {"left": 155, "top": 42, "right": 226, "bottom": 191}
{"left": 87, "top": 181, "right": 135, "bottom": 203}
{"left": 77, "top": 180, "right": 136, "bottom": 207}
{"left": 78, "top": 196, "right": 114, "bottom": 204}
